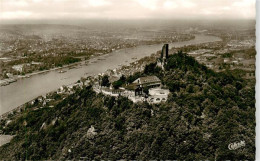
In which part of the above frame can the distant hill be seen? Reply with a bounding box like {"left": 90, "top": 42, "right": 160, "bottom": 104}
{"left": 0, "top": 52, "right": 255, "bottom": 160}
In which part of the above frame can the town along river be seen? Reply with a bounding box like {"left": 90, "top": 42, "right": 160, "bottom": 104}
{"left": 0, "top": 34, "right": 221, "bottom": 115}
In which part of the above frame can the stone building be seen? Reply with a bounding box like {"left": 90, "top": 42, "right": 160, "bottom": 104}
{"left": 157, "top": 44, "right": 169, "bottom": 70}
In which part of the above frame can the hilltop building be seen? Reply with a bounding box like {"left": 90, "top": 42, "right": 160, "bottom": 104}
{"left": 134, "top": 75, "right": 161, "bottom": 96}
{"left": 133, "top": 75, "right": 161, "bottom": 88}
{"left": 127, "top": 75, "right": 169, "bottom": 104}
{"left": 147, "top": 88, "right": 170, "bottom": 104}
{"left": 125, "top": 76, "right": 161, "bottom": 96}
{"left": 93, "top": 74, "right": 169, "bottom": 104}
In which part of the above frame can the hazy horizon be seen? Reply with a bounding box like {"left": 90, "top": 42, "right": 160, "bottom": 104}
{"left": 0, "top": 0, "right": 255, "bottom": 21}
{"left": 0, "top": 18, "right": 256, "bottom": 25}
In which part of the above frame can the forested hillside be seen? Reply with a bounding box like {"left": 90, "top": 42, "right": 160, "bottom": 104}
{"left": 0, "top": 52, "right": 255, "bottom": 160}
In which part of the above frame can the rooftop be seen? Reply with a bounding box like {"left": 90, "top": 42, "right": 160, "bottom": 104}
{"left": 137, "top": 76, "right": 161, "bottom": 85}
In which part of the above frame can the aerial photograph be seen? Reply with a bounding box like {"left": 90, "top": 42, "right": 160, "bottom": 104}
{"left": 0, "top": 0, "right": 256, "bottom": 160}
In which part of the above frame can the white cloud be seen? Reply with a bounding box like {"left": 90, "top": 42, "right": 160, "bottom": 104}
{"left": 134, "top": 0, "right": 159, "bottom": 10}
{"left": 162, "top": 0, "right": 196, "bottom": 11}
{"left": 5, "top": 0, "right": 29, "bottom": 7}
{"left": 180, "top": 0, "right": 196, "bottom": 8}
{"left": 232, "top": 0, "right": 254, "bottom": 7}
{"left": 201, "top": 9, "right": 213, "bottom": 15}
{"left": 220, "top": 6, "right": 231, "bottom": 11}
{"left": 1, "top": 11, "right": 32, "bottom": 19}
{"left": 53, "top": 0, "right": 68, "bottom": 2}
{"left": 88, "top": 0, "right": 111, "bottom": 7}
{"left": 32, "top": 0, "right": 42, "bottom": 3}
{"left": 0, "top": 0, "right": 255, "bottom": 20}
{"left": 163, "top": 0, "right": 178, "bottom": 9}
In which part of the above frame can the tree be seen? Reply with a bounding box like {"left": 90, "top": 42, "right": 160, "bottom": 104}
{"left": 144, "top": 62, "right": 161, "bottom": 74}
{"left": 112, "top": 75, "right": 126, "bottom": 89}
{"left": 119, "top": 75, "right": 126, "bottom": 82}
{"left": 143, "top": 86, "right": 149, "bottom": 95}
{"left": 113, "top": 80, "right": 123, "bottom": 89}
{"left": 80, "top": 77, "right": 87, "bottom": 86}
{"left": 101, "top": 75, "right": 110, "bottom": 87}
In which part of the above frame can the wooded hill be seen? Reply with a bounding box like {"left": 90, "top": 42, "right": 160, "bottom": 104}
{"left": 0, "top": 51, "right": 255, "bottom": 160}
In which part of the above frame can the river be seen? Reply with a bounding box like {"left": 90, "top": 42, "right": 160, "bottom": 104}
{"left": 0, "top": 34, "right": 221, "bottom": 115}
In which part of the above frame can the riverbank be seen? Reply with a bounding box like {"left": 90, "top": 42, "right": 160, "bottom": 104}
{"left": 0, "top": 35, "right": 197, "bottom": 86}
{"left": 0, "top": 34, "right": 222, "bottom": 115}
{"left": 0, "top": 61, "right": 82, "bottom": 87}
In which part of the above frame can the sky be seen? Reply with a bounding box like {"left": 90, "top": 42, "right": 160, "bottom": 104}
{"left": 0, "top": 0, "right": 256, "bottom": 20}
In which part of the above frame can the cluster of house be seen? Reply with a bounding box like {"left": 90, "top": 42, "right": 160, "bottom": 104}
{"left": 11, "top": 61, "right": 43, "bottom": 71}
{"left": 57, "top": 81, "right": 86, "bottom": 94}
